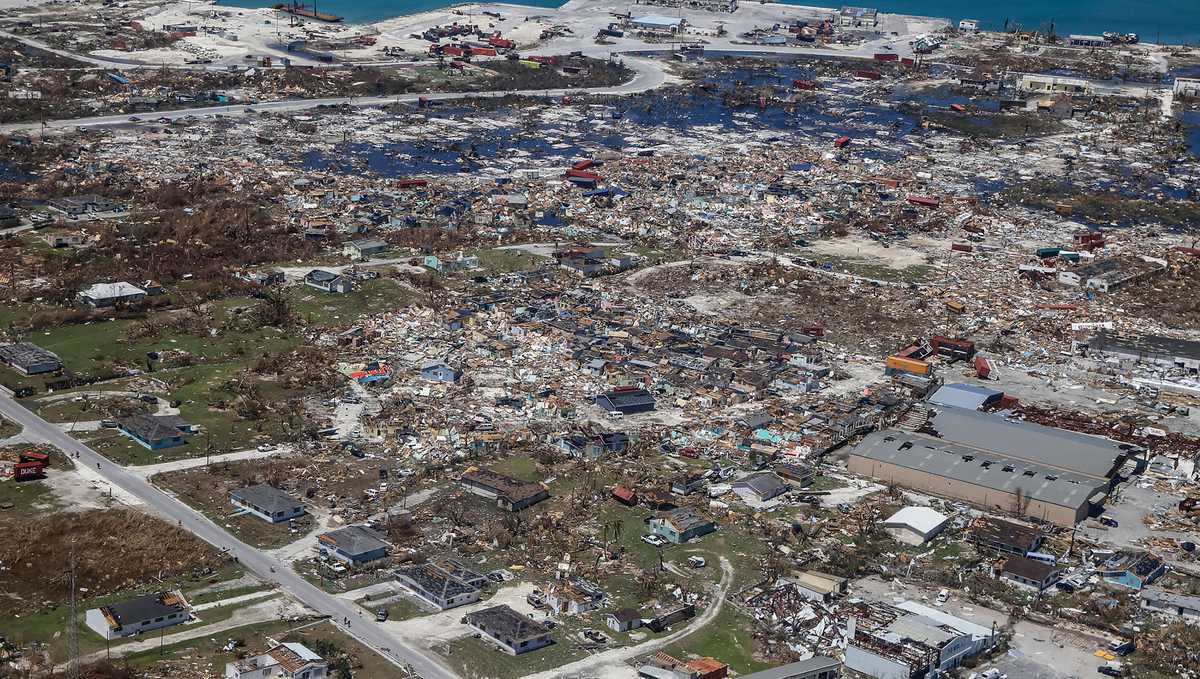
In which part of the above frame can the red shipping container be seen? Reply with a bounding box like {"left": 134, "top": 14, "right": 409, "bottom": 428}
{"left": 834, "top": 135, "right": 851, "bottom": 148}
{"left": 572, "top": 159, "right": 595, "bottom": 171}
{"left": 793, "top": 79, "right": 818, "bottom": 90}
{"left": 873, "top": 52, "right": 899, "bottom": 61}
{"left": 13, "top": 461, "right": 44, "bottom": 481}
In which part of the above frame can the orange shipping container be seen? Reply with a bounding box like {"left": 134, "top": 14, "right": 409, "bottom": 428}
{"left": 886, "top": 356, "right": 932, "bottom": 376}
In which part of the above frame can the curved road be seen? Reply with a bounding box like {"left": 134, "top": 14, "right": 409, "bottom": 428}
{"left": 0, "top": 392, "right": 455, "bottom": 679}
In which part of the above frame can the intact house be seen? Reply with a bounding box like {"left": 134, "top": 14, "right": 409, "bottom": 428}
{"left": 595, "top": 387, "right": 656, "bottom": 415}
{"left": 78, "top": 281, "right": 147, "bottom": 307}
{"left": 545, "top": 578, "right": 605, "bottom": 616}
{"left": 649, "top": 508, "right": 716, "bottom": 544}
{"left": 317, "top": 525, "right": 389, "bottom": 565}
{"left": 838, "top": 6, "right": 878, "bottom": 28}
{"left": 1140, "top": 588, "right": 1200, "bottom": 622}
{"left": 304, "top": 269, "right": 353, "bottom": 294}
{"left": 343, "top": 237, "right": 389, "bottom": 260}
{"left": 463, "top": 604, "right": 553, "bottom": 655}
{"left": 606, "top": 608, "right": 643, "bottom": 632}
{"left": 460, "top": 469, "right": 549, "bottom": 512}
{"left": 881, "top": 506, "right": 950, "bottom": 546}
{"left": 85, "top": 591, "right": 191, "bottom": 640}
{"left": 225, "top": 642, "right": 328, "bottom": 679}
{"left": 1018, "top": 74, "right": 1093, "bottom": 95}
{"left": 1001, "top": 556, "right": 1063, "bottom": 593}
{"left": 420, "top": 360, "right": 462, "bottom": 382}
{"left": 119, "top": 415, "right": 194, "bottom": 450}
{"left": 231, "top": 484, "right": 306, "bottom": 524}
{"left": 970, "top": 517, "right": 1045, "bottom": 556}
{"left": 395, "top": 563, "right": 482, "bottom": 610}
{"left": 732, "top": 472, "right": 789, "bottom": 504}
{"left": 425, "top": 252, "right": 479, "bottom": 273}
{"left": 0, "top": 342, "right": 62, "bottom": 375}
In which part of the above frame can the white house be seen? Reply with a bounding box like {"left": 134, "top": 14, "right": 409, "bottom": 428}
{"left": 226, "top": 643, "right": 327, "bottom": 679}
{"left": 84, "top": 591, "right": 191, "bottom": 640}
{"left": 78, "top": 281, "right": 147, "bottom": 307}
{"left": 882, "top": 506, "right": 950, "bottom": 546}
{"left": 958, "top": 19, "right": 979, "bottom": 32}
{"left": 1141, "top": 588, "right": 1200, "bottom": 621}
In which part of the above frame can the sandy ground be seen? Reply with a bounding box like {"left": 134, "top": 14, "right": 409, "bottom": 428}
{"left": 802, "top": 234, "right": 935, "bottom": 270}
{"left": 382, "top": 581, "right": 541, "bottom": 646}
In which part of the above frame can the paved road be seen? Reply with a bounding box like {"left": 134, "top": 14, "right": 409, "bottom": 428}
{"left": 0, "top": 55, "right": 667, "bottom": 134}
{"left": 0, "top": 392, "right": 456, "bottom": 679}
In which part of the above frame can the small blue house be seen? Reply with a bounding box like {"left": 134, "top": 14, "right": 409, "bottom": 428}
{"left": 119, "top": 414, "right": 192, "bottom": 450}
{"left": 650, "top": 508, "right": 715, "bottom": 544}
{"left": 420, "top": 360, "right": 461, "bottom": 382}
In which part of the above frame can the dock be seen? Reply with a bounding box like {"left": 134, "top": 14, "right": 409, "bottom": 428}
{"left": 273, "top": 4, "right": 343, "bottom": 22}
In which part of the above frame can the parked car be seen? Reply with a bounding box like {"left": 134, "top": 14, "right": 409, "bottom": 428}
{"left": 256, "top": 443, "right": 275, "bottom": 452}
{"left": 641, "top": 534, "right": 668, "bottom": 547}
{"left": 376, "top": 608, "right": 388, "bottom": 622}
{"left": 687, "top": 556, "right": 707, "bottom": 568}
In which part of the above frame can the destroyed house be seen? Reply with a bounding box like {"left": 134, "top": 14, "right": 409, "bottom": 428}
{"left": 394, "top": 563, "right": 481, "bottom": 610}
{"left": 556, "top": 431, "right": 629, "bottom": 458}
{"left": 670, "top": 472, "right": 707, "bottom": 496}
{"left": 736, "top": 657, "right": 841, "bottom": 679}
{"left": 0, "top": 204, "right": 18, "bottom": 227}
{"left": 1141, "top": 588, "right": 1200, "bottom": 621}
{"left": 84, "top": 591, "right": 190, "bottom": 640}
{"left": 646, "top": 603, "right": 695, "bottom": 632}
{"left": 1058, "top": 256, "right": 1164, "bottom": 293}
{"left": 845, "top": 600, "right": 995, "bottom": 678}
{"left": 230, "top": 485, "right": 305, "bottom": 523}
{"left": 596, "top": 387, "right": 656, "bottom": 414}
{"left": 436, "top": 557, "right": 490, "bottom": 590}
{"left": 226, "top": 642, "right": 327, "bottom": 679}
{"left": 460, "top": 469, "right": 549, "bottom": 511}
{"left": 317, "top": 525, "right": 389, "bottom": 565}
{"left": 1084, "top": 332, "right": 1200, "bottom": 373}
{"left": 845, "top": 628, "right": 938, "bottom": 679}
{"left": 0, "top": 342, "right": 62, "bottom": 375}
{"left": 118, "top": 414, "right": 192, "bottom": 450}
{"left": 650, "top": 508, "right": 715, "bottom": 544}
{"left": 546, "top": 578, "right": 605, "bottom": 615}
{"left": 970, "top": 517, "right": 1044, "bottom": 556}
{"left": 464, "top": 604, "right": 553, "bottom": 655}
{"left": 1098, "top": 551, "right": 1166, "bottom": 591}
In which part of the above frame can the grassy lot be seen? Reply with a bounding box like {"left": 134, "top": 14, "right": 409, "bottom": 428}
{"left": 662, "top": 604, "right": 769, "bottom": 674}
{"left": 37, "top": 394, "right": 152, "bottom": 424}
{"left": 472, "top": 248, "right": 548, "bottom": 274}
{"left": 808, "top": 475, "right": 849, "bottom": 492}
{"left": 289, "top": 276, "right": 420, "bottom": 326}
{"left": 356, "top": 594, "right": 431, "bottom": 622}
{"left": 487, "top": 453, "right": 541, "bottom": 480}
{"left": 0, "top": 415, "right": 20, "bottom": 438}
{"left": 185, "top": 583, "right": 274, "bottom": 607}
{"left": 808, "top": 254, "right": 935, "bottom": 284}
{"left": 0, "top": 476, "right": 57, "bottom": 512}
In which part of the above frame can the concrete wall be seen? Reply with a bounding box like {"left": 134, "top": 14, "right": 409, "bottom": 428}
{"left": 848, "top": 455, "right": 1087, "bottom": 527}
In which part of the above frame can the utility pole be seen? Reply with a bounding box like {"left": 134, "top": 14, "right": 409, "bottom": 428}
{"left": 67, "top": 552, "right": 81, "bottom": 679}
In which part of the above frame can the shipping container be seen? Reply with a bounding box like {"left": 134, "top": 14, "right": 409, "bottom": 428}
{"left": 950, "top": 103, "right": 967, "bottom": 112}
{"left": 1035, "top": 247, "right": 1061, "bottom": 258}
{"left": 565, "top": 169, "right": 601, "bottom": 180}
{"left": 873, "top": 52, "right": 899, "bottom": 61}
{"left": 19, "top": 451, "right": 49, "bottom": 464}
{"left": 518, "top": 59, "right": 542, "bottom": 69}
{"left": 930, "top": 336, "right": 975, "bottom": 358}
{"left": 854, "top": 69, "right": 882, "bottom": 80}
{"left": 950, "top": 243, "right": 973, "bottom": 253}
{"left": 900, "top": 57, "right": 915, "bottom": 65}
{"left": 599, "top": 28, "right": 624, "bottom": 37}
{"left": 974, "top": 355, "right": 992, "bottom": 379}
{"left": 834, "top": 135, "right": 851, "bottom": 149}
{"left": 397, "top": 178, "right": 428, "bottom": 188}
{"left": 567, "top": 176, "right": 597, "bottom": 188}
{"left": 13, "top": 461, "right": 44, "bottom": 481}
{"left": 470, "top": 47, "right": 497, "bottom": 56}
{"left": 906, "top": 194, "right": 940, "bottom": 207}
{"left": 449, "top": 60, "right": 467, "bottom": 69}
{"left": 571, "top": 159, "right": 595, "bottom": 171}
{"left": 944, "top": 299, "right": 966, "bottom": 314}
{"left": 886, "top": 356, "right": 932, "bottom": 376}
{"left": 793, "top": 79, "right": 818, "bottom": 90}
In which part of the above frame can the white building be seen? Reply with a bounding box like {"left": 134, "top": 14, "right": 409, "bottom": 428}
{"left": 84, "top": 591, "right": 191, "bottom": 640}
{"left": 1175, "top": 77, "right": 1200, "bottom": 98}
{"left": 958, "top": 19, "right": 979, "bottom": 32}
{"left": 881, "top": 506, "right": 950, "bottom": 546}
{"left": 1141, "top": 588, "right": 1200, "bottom": 621}
{"left": 77, "top": 281, "right": 147, "bottom": 307}
{"left": 226, "top": 643, "right": 327, "bottom": 679}
{"left": 1019, "top": 74, "right": 1093, "bottom": 95}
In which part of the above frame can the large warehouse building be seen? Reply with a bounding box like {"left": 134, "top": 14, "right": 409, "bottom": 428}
{"left": 849, "top": 406, "right": 1140, "bottom": 526}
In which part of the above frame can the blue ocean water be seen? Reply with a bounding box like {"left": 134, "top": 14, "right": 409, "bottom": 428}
{"left": 219, "top": 0, "right": 1200, "bottom": 44}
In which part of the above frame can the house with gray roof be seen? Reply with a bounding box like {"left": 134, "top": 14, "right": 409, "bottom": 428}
{"left": 0, "top": 342, "right": 62, "bottom": 375}
{"left": 317, "top": 525, "right": 390, "bottom": 565}
{"left": 464, "top": 604, "right": 553, "bottom": 655}
{"left": 231, "top": 485, "right": 305, "bottom": 523}
{"left": 732, "top": 472, "right": 790, "bottom": 504}
{"left": 84, "top": 591, "right": 191, "bottom": 640}
{"left": 1141, "top": 588, "right": 1200, "bottom": 621}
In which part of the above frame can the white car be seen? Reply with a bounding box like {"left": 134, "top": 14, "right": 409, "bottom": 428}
{"left": 641, "top": 534, "right": 668, "bottom": 547}
{"left": 256, "top": 443, "right": 276, "bottom": 452}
